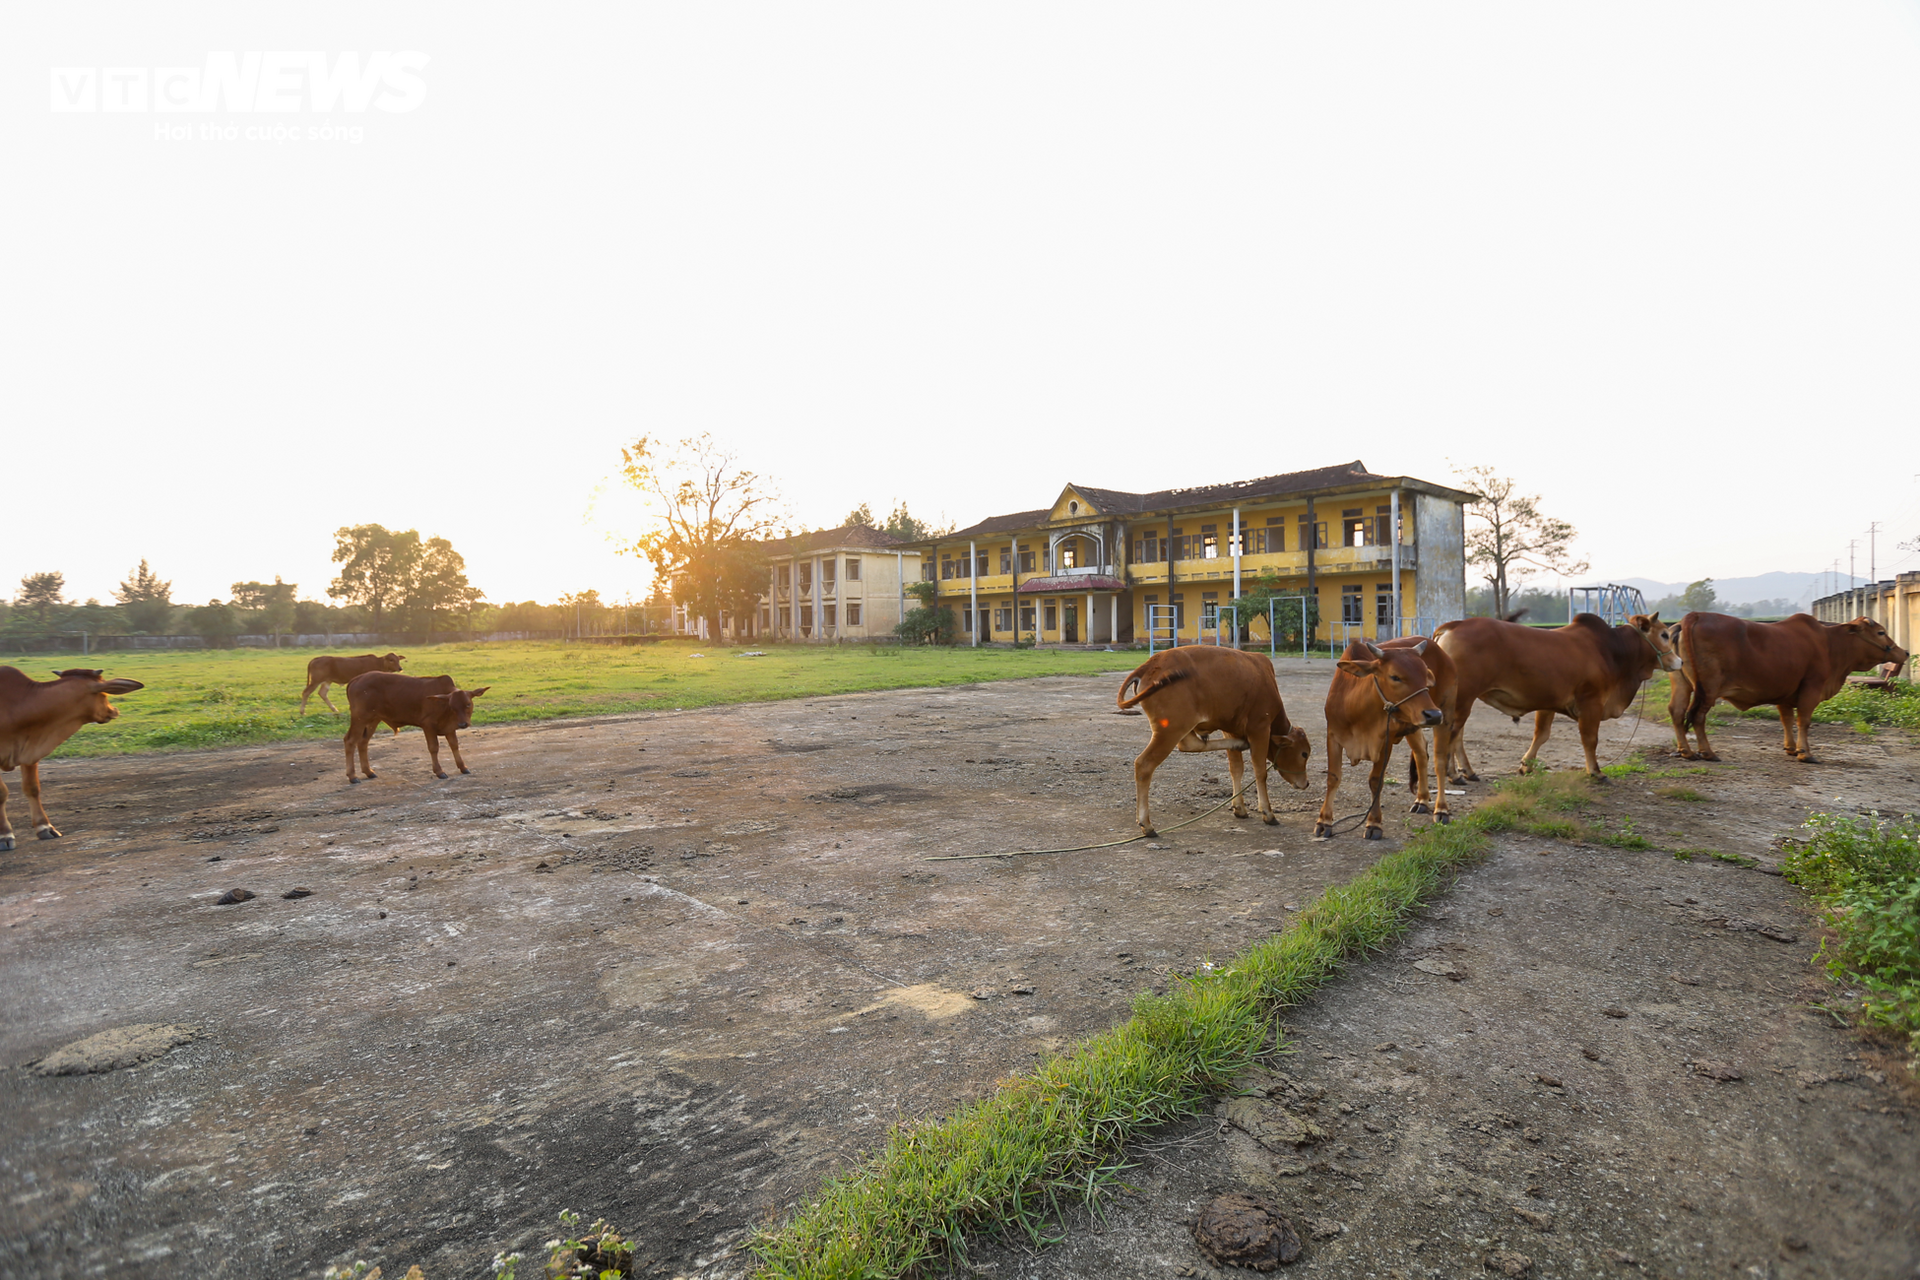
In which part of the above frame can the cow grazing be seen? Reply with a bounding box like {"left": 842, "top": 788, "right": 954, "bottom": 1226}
{"left": 1117, "top": 646, "right": 1312, "bottom": 838}
{"left": 0, "top": 667, "right": 144, "bottom": 851}
{"left": 343, "top": 672, "right": 489, "bottom": 784}
{"left": 1667, "top": 612, "right": 1908, "bottom": 763}
{"left": 1315, "top": 639, "right": 1445, "bottom": 841}
{"left": 300, "top": 652, "right": 405, "bottom": 715}
{"left": 1433, "top": 613, "right": 1679, "bottom": 781}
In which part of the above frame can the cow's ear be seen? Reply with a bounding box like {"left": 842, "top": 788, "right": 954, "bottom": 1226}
{"left": 468, "top": 687, "right": 490, "bottom": 698}
{"left": 1336, "top": 658, "right": 1376, "bottom": 677}
{"left": 100, "top": 679, "right": 144, "bottom": 695}
{"left": 1645, "top": 612, "right": 1660, "bottom": 626}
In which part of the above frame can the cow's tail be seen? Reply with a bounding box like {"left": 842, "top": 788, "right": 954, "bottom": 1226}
{"left": 1118, "top": 663, "right": 1185, "bottom": 710}
{"left": 1680, "top": 618, "right": 1709, "bottom": 729}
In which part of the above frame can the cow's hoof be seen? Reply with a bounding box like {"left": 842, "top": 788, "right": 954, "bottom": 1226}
{"left": 1364, "top": 826, "right": 1383, "bottom": 841}
{"left": 1140, "top": 827, "right": 1157, "bottom": 839}
{"left": 35, "top": 825, "right": 60, "bottom": 840}
{"left": 1588, "top": 773, "right": 1610, "bottom": 785}
{"left": 434, "top": 771, "right": 448, "bottom": 780}
{"left": 1797, "top": 754, "right": 1816, "bottom": 764}
{"left": 1312, "top": 822, "right": 1333, "bottom": 839}
{"left": 1409, "top": 801, "right": 1432, "bottom": 815}
{"left": 1232, "top": 809, "right": 1248, "bottom": 820}
{"left": 348, "top": 776, "right": 360, "bottom": 785}
{"left": 1262, "top": 813, "right": 1279, "bottom": 826}
{"left": 459, "top": 768, "right": 471, "bottom": 775}
{"left": 1437, "top": 811, "right": 1452, "bottom": 825}
{"left": 1464, "top": 771, "right": 1480, "bottom": 782}
{"left": 1699, "top": 752, "right": 1720, "bottom": 762}
{"left": 0, "top": 835, "right": 12, "bottom": 852}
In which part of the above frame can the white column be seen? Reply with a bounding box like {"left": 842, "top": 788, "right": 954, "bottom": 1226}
{"left": 969, "top": 539, "right": 979, "bottom": 647}
{"left": 1231, "top": 506, "right": 1241, "bottom": 603}
{"left": 1390, "top": 489, "right": 1402, "bottom": 637}
{"left": 1086, "top": 592, "right": 1094, "bottom": 645}
{"left": 812, "top": 554, "right": 822, "bottom": 643}
{"left": 1110, "top": 593, "right": 1117, "bottom": 645}
{"left": 897, "top": 551, "right": 905, "bottom": 631}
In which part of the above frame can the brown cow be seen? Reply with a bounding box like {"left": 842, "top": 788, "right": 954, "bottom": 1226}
{"left": 0, "top": 667, "right": 144, "bottom": 851}
{"left": 344, "top": 672, "right": 489, "bottom": 784}
{"left": 1315, "top": 639, "right": 1445, "bottom": 841}
{"left": 1667, "top": 612, "right": 1908, "bottom": 763}
{"left": 1382, "top": 634, "right": 1461, "bottom": 824}
{"left": 300, "top": 652, "right": 405, "bottom": 715}
{"left": 1433, "top": 613, "right": 1679, "bottom": 781}
{"left": 1117, "top": 646, "right": 1312, "bottom": 837}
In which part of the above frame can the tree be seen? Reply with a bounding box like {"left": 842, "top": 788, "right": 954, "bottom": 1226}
{"left": 844, "top": 502, "right": 875, "bottom": 529}
{"left": 1453, "top": 466, "right": 1589, "bottom": 619}
{"left": 407, "top": 537, "right": 482, "bottom": 635}
{"left": 329, "top": 525, "right": 422, "bottom": 630}
{"left": 1230, "top": 568, "right": 1321, "bottom": 647}
{"left": 113, "top": 560, "right": 175, "bottom": 633}
{"left": 846, "top": 500, "right": 949, "bottom": 541}
{"left": 894, "top": 579, "right": 955, "bottom": 645}
{"left": 617, "top": 434, "right": 782, "bottom": 642}
{"left": 186, "top": 600, "right": 242, "bottom": 647}
{"left": 231, "top": 577, "right": 299, "bottom": 644}
{"left": 14, "top": 572, "right": 67, "bottom": 628}
{"left": 1679, "top": 578, "right": 1718, "bottom": 612}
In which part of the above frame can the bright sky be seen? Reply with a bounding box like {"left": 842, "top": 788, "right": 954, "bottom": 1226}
{"left": 7, "top": 3, "right": 1920, "bottom": 609}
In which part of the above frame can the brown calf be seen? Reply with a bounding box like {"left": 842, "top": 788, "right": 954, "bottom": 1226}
{"left": 343, "top": 672, "right": 489, "bottom": 783}
{"left": 1433, "top": 613, "right": 1678, "bottom": 780}
{"left": 0, "top": 667, "right": 144, "bottom": 852}
{"left": 1667, "top": 612, "right": 1908, "bottom": 763}
{"left": 1315, "top": 639, "right": 1444, "bottom": 841}
{"left": 1117, "top": 646, "right": 1312, "bottom": 838}
{"left": 301, "top": 652, "right": 405, "bottom": 715}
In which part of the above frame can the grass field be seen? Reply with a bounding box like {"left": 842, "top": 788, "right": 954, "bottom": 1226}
{"left": 11, "top": 642, "right": 1141, "bottom": 759}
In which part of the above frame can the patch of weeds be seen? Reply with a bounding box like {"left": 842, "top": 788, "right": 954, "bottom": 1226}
{"left": 751, "top": 819, "right": 1493, "bottom": 1277}
{"left": 1474, "top": 771, "right": 1590, "bottom": 838}
{"left": 1648, "top": 766, "right": 1712, "bottom": 777}
{"left": 327, "top": 1210, "right": 635, "bottom": 1280}
{"left": 1601, "top": 753, "right": 1649, "bottom": 778}
{"left": 1710, "top": 851, "right": 1758, "bottom": 868}
{"left": 1589, "top": 816, "right": 1652, "bottom": 851}
{"left": 1655, "top": 786, "right": 1707, "bottom": 802}
{"left": 1672, "top": 849, "right": 1696, "bottom": 863}
{"left": 1781, "top": 811, "right": 1920, "bottom": 1067}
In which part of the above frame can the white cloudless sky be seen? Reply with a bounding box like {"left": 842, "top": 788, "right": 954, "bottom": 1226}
{"left": 5, "top": 3, "right": 1920, "bottom": 610}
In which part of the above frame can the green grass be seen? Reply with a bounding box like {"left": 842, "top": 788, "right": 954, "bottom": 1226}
{"left": 1656, "top": 786, "right": 1707, "bottom": 802}
{"left": 753, "top": 819, "right": 1494, "bottom": 1278}
{"left": 6, "top": 642, "right": 1139, "bottom": 758}
{"left": 1782, "top": 811, "right": 1920, "bottom": 1064}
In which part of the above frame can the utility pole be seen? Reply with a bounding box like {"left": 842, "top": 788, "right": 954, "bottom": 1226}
{"left": 1867, "top": 521, "right": 1881, "bottom": 585}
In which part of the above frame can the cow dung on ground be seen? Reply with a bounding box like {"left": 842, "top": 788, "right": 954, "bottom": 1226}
{"left": 31, "top": 1024, "right": 199, "bottom": 1076}
{"left": 1191, "top": 1192, "right": 1302, "bottom": 1270}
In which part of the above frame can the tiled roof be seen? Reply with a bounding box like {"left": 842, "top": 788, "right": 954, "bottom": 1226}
{"left": 947, "top": 508, "right": 1055, "bottom": 540}
{"left": 1066, "top": 460, "right": 1384, "bottom": 514}
{"left": 761, "top": 524, "right": 906, "bottom": 554}
{"left": 1016, "top": 575, "right": 1127, "bottom": 593}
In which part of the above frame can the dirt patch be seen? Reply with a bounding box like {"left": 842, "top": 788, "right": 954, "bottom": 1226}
{"left": 0, "top": 663, "right": 1915, "bottom": 1277}
{"left": 29, "top": 1025, "right": 201, "bottom": 1077}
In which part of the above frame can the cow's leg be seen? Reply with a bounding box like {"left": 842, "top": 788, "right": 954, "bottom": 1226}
{"left": 299, "top": 681, "right": 318, "bottom": 715}
{"left": 1406, "top": 730, "right": 1434, "bottom": 816}
{"left": 1792, "top": 698, "right": 1817, "bottom": 763}
{"left": 20, "top": 763, "right": 59, "bottom": 840}
{"left": 1226, "top": 748, "right": 1249, "bottom": 818}
{"left": 1667, "top": 671, "right": 1697, "bottom": 758}
{"left": 1577, "top": 704, "right": 1607, "bottom": 781}
{"left": 345, "top": 725, "right": 365, "bottom": 783}
{"left": 0, "top": 772, "right": 13, "bottom": 852}
{"left": 425, "top": 732, "right": 448, "bottom": 780}
{"left": 1775, "top": 705, "right": 1798, "bottom": 756}
{"left": 1448, "top": 704, "right": 1479, "bottom": 783}
{"left": 446, "top": 729, "right": 471, "bottom": 776}
{"left": 1429, "top": 720, "right": 1454, "bottom": 824}
{"left": 359, "top": 726, "right": 378, "bottom": 778}
{"left": 1314, "top": 734, "right": 1342, "bottom": 839}
{"left": 317, "top": 683, "right": 340, "bottom": 715}
{"left": 1133, "top": 729, "right": 1181, "bottom": 837}
{"left": 1688, "top": 692, "right": 1719, "bottom": 762}
{"left": 1519, "top": 711, "right": 1555, "bottom": 772}
{"left": 1363, "top": 751, "right": 1389, "bottom": 840}
{"left": 1246, "top": 725, "right": 1278, "bottom": 825}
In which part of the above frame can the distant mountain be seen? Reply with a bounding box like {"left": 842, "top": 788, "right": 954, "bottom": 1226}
{"left": 1609, "top": 572, "right": 1826, "bottom": 609}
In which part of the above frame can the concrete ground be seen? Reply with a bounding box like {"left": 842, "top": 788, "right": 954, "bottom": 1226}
{"left": 0, "top": 657, "right": 1914, "bottom": 1279}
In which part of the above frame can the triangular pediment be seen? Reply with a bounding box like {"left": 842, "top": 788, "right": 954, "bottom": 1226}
{"left": 1050, "top": 485, "right": 1100, "bottom": 521}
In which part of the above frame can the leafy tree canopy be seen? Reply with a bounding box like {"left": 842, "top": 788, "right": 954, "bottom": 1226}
{"left": 1453, "top": 465, "right": 1588, "bottom": 620}
{"left": 113, "top": 560, "right": 174, "bottom": 633}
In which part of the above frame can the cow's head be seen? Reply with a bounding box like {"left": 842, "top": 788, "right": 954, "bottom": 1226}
{"left": 427, "top": 685, "right": 489, "bottom": 731}
{"left": 1267, "top": 721, "right": 1312, "bottom": 790}
{"left": 1843, "top": 618, "right": 1908, "bottom": 674}
{"left": 52, "top": 669, "right": 145, "bottom": 724}
{"left": 1337, "top": 640, "right": 1443, "bottom": 731}
{"left": 1628, "top": 613, "right": 1683, "bottom": 673}
{"left": 380, "top": 652, "right": 406, "bottom": 672}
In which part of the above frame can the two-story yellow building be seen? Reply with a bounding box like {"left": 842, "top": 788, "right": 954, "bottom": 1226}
{"left": 907, "top": 460, "right": 1474, "bottom": 647}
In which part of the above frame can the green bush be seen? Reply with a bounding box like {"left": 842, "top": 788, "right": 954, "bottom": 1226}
{"left": 1782, "top": 812, "right": 1920, "bottom": 1062}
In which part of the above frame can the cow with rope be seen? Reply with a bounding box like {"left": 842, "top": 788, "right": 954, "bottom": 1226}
{"left": 1117, "top": 646, "right": 1312, "bottom": 839}
{"left": 1314, "top": 638, "right": 1447, "bottom": 841}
